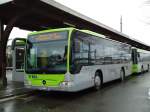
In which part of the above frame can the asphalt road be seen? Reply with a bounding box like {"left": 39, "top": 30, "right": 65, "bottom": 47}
{"left": 1, "top": 72, "right": 150, "bottom": 112}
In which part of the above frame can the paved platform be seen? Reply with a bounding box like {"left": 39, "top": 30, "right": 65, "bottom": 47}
{"left": 0, "top": 81, "right": 32, "bottom": 99}
{"left": 0, "top": 70, "right": 32, "bottom": 99}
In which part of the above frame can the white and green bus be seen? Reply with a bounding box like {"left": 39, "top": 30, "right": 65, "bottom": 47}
{"left": 24, "top": 28, "right": 147, "bottom": 92}
{"left": 132, "top": 48, "right": 150, "bottom": 74}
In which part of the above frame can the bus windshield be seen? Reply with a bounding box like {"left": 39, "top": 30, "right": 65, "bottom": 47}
{"left": 25, "top": 31, "right": 68, "bottom": 74}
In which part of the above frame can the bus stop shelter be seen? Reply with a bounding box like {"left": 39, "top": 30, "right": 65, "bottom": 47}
{"left": 0, "top": 0, "right": 150, "bottom": 86}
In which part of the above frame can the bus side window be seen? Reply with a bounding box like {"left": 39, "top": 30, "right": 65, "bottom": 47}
{"left": 63, "top": 45, "right": 68, "bottom": 61}
{"left": 71, "top": 31, "right": 90, "bottom": 74}
{"left": 74, "top": 38, "right": 89, "bottom": 64}
{"left": 74, "top": 39, "right": 80, "bottom": 53}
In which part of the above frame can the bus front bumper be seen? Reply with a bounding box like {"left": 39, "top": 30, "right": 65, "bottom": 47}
{"left": 25, "top": 81, "right": 79, "bottom": 92}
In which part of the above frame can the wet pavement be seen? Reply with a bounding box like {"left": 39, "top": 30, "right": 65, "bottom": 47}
{"left": 1, "top": 73, "right": 150, "bottom": 112}
{"left": 6, "top": 70, "right": 13, "bottom": 81}
{"left": 0, "top": 81, "right": 32, "bottom": 99}
{"left": 0, "top": 71, "right": 33, "bottom": 99}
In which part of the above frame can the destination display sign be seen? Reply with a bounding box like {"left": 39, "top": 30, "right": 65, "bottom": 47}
{"left": 29, "top": 31, "right": 68, "bottom": 42}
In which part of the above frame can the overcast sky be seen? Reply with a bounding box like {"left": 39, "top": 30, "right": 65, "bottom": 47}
{"left": 9, "top": 0, "right": 150, "bottom": 45}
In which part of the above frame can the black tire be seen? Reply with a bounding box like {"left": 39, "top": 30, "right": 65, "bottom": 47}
{"left": 120, "top": 68, "right": 125, "bottom": 81}
{"left": 147, "top": 65, "right": 149, "bottom": 72}
{"left": 141, "top": 66, "right": 144, "bottom": 73}
{"left": 94, "top": 72, "right": 102, "bottom": 91}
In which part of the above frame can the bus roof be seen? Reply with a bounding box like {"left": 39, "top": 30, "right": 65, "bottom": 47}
{"left": 28, "top": 27, "right": 131, "bottom": 47}
{"left": 28, "top": 27, "right": 106, "bottom": 37}
{"left": 80, "top": 30, "right": 106, "bottom": 38}
{"left": 137, "top": 48, "right": 150, "bottom": 54}
{"left": 28, "top": 28, "right": 75, "bottom": 36}
{"left": 78, "top": 29, "right": 131, "bottom": 47}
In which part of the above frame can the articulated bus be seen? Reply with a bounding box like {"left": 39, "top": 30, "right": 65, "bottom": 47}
{"left": 24, "top": 28, "right": 150, "bottom": 92}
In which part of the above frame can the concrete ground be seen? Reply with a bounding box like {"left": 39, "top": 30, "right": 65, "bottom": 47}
{"left": 6, "top": 70, "right": 12, "bottom": 81}
{"left": 0, "top": 72, "right": 150, "bottom": 112}
{"left": 0, "top": 71, "right": 33, "bottom": 99}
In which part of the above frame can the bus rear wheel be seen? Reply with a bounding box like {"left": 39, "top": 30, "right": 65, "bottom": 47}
{"left": 120, "top": 68, "right": 125, "bottom": 81}
{"left": 141, "top": 66, "right": 144, "bottom": 73}
{"left": 94, "top": 72, "right": 102, "bottom": 91}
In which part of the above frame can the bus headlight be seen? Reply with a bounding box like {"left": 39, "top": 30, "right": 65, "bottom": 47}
{"left": 25, "top": 80, "right": 31, "bottom": 86}
{"left": 28, "top": 81, "right": 32, "bottom": 85}
{"left": 60, "top": 81, "right": 73, "bottom": 87}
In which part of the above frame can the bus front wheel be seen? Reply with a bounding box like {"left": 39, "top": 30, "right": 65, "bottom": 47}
{"left": 94, "top": 72, "right": 102, "bottom": 91}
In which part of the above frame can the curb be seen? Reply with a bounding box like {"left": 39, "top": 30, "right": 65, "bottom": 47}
{"left": 0, "top": 90, "right": 35, "bottom": 103}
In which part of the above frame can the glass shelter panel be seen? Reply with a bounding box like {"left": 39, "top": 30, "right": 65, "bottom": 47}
{"left": 15, "top": 47, "right": 25, "bottom": 69}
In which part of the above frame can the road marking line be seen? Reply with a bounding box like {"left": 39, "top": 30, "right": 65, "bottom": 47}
{"left": 0, "top": 94, "right": 30, "bottom": 103}
{"left": 0, "top": 87, "right": 26, "bottom": 93}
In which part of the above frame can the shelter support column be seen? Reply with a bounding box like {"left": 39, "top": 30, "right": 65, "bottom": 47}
{"left": 0, "top": 16, "right": 19, "bottom": 87}
{"left": 0, "top": 20, "right": 5, "bottom": 87}
{"left": 0, "top": 13, "right": 29, "bottom": 87}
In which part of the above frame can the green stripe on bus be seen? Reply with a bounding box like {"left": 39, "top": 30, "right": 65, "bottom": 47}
{"left": 67, "top": 29, "right": 74, "bottom": 72}
{"left": 132, "top": 64, "right": 138, "bottom": 73}
{"left": 27, "top": 74, "right": 65, "bottom": 86}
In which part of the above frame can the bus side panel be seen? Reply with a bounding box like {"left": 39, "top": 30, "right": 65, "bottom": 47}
{"left": 103, "top": 63, "right": 132, "bottom": 81}
{"left": 138, "top": 61, "right": 150, "bottom": 72}
{"left": 89, "top": 63, "right": 131, "bottom": 83}
{"left": 73, "top": 63, "right": 132, "bottom": 90}
{"left": 72, "top": 66, "right": 94, "bottom": 91}
{"left": 132, "top": 64, "right": 138, "bottom": 74}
